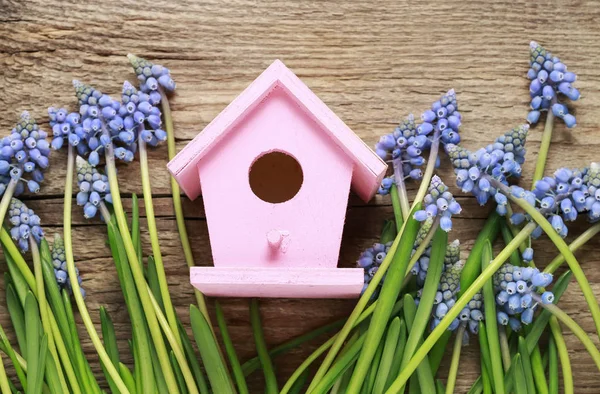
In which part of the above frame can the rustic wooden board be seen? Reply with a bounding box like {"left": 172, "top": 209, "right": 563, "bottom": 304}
{"left": 1, "top": 0, "right": 600, "bottom": 392}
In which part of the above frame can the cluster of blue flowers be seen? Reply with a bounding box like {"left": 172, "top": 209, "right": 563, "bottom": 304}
{"left": 510, "top": 165, "right": 600, "bottom": 239}
{"left": 52, "top": 234, "right": 85, "bottom": 297}
{"left": 357, "top": 241, "right": 392, "bottom": 296}
{"left": 8, "top": 198, "right": 43, "bottom": 253}
{"left": 76, "top": 156, "right": 112, "bottom": 219}
{"left": 127, "top": 54, "right": 176, "bottom": 94}
{"left": 527, "top": 41, "right": 579, "bottom": 128}
{"left": 447, "top": 124, "right": 530, "bottom": 215}
{"left": 72, "top": 80, "right": 138, "bottom": 165}
{"left": 49, "top": 107, "right": 81, "bottom": 152}
{"left": 413, "top": 175, "right": 462, "bottom": 232}
{"left": 0, "top": 112, "right": 50, "bottom": 196}
{"left": 375, "top": 90, "right": 461, "bottom": 195}
{"left": 410, "top": 217, "right": 435, "bottom": 285}
{"left": 493, "top": 263, "right": 554, "bottom": 328}
{"left": 430, "top": 260, "right": 465, "bottom": 331}
{"left": 121, "top": 81, "right": 167, "bottom": 147}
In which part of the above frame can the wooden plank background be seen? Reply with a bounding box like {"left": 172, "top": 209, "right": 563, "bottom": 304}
{"left": 1, "top": 0, "right": 600, "bottom": 392}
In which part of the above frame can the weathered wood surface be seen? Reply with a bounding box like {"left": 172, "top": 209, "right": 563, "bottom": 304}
{"left": 1, "top": 0, "right": 600, "bottom": 392}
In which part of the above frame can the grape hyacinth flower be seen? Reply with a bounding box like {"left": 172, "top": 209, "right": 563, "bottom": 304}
{"left": 121, "top": 81, "right": 167, "bottom": 147}
{"left": 413, "top": 175, "right": 461, "bottom": 232}
{"left": 527, "top": 41, "right": 579, "bottom": 128}
{"left": 447, "top": 124, "right": 530, "bottom": 214}
{"left": 0, "top": 112, "right": 51, "bottom": 196}
{"left": 357, "top": 241, "right": 392, "bottom": 296}
{"left": 52, "top": 234, "right": 85, "bottom": 297}
{"left": 8, "top": 198, "right": 43, "bottom": 252}
{"left": 493, "top": 263, "right": 554, "bottom": 327}
{"left": 76, "top": 156, "right": 112, "bottom": 219}
{"left": 127, "top": 54, "right": 176, "bottom": 95}
{"left": 410, "top": 217, "right": 434, "bottom": 286}
{"left": 48, "top": 107, "right": 81, "bottom": 152}
{"left": 72, "top": 80, "right": 135, "bottom": 165}
{"left": 375, "top": 115, "right": 427, "bottom": 182}
{"left": 428, "top": 260, "right": 465, "bottom": 332}
{"left": 374, "top": 90, "right": 461, "bottom": 193}
{"left": 510, "top": 165, "right": 599, "bottom": 239}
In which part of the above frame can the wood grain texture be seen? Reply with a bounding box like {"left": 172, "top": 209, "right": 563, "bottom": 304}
{"left": 1, "top": 0, "right": 600, "bottom": 392}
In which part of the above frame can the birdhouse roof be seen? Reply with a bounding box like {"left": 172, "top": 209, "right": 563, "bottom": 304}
{"left": 167, "top": 59, "right": 387, "bottom": 202}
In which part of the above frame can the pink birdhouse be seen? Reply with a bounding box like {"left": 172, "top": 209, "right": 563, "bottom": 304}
{"left": 167, "top": 60, "right": 387, "bottom": 298}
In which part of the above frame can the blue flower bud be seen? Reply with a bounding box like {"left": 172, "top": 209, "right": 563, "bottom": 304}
{"left": 526, "top": 110, "right": 540, "bottom": 124}
{"left": 541, "top": 291, "right": 555, "bottom": 304}
{"left": 521, "top": 308, "right": 534, "bottom": 325}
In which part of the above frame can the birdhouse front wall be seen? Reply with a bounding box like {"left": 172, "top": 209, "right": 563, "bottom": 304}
{"left": 198, "top": 84, "right": 354, "bottom": 269}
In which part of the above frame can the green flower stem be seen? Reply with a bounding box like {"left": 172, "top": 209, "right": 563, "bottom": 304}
{"left": 411, "top": 130, "right": 440, "bottom": 208}
{"left": 389, "top": 229, "right": 446, "bottom": 394}
{"left": 0, "top": 178, "right": 17, "bottom": 228}
{"left": 489, "top": 176, "right": 600, "bottom": 341}
{"left": 250, "top": 299, "right": 278, "bottom": 394}
{"left": 0, "top": 351, "right": 10, "bottom": 394}
{"left": 477, "top": 322, "right": 494, "bottom": 391}
{"left": 148, "top": 288, "right": 199, "bottom": 394}
{"left": 304, "top": 203, "right": 420, "bottom": 392}
{"left": 160, "top": 89, "right": 211, "bottom": 323}
{"left": 545, "top": 221, "right": 600, "bottom": 274}
{"left": 459, "top": 212, "right": 501, "bottom": 295}
{"left": 0, "top": 324, "right": 26, "bottom": 389}
{"left": 103, "top": 131, "right": 181, "bottom": 392}
{"left": 344, "top": 212, "right": 426, "bottom": 393}
{"left": 386, "top": 221, "right": 536, "bottom": 393}
{"left": 393, "top": 158, "right": 410, "bottom": 222}
{"left": 517, "top": 337, "right": 536, "bottom": 394}
{"left": 548, "top": 316, "right": 573, "bottom": 394}
{"left": 281, "top": 298, "right": 404, "bottom": 394}
{"left": 531, "top": 292, "right": 600, "bottom": 371}
{"left": 138, "top": 138, "right": 182, "bottom": 349}
{"left": 242, "top": 319, "right": 344, "bottom": 376}
{"left": 372, "top": 317, "right": 401, "bottom": 394}
{"left": 62, "top": 146, "right": 130, "bottom": 394}
{"left": 29, "top": 237, "right": 71, "bottom": 394}
{"left": 498, "top": 328, "right": 511, "bottom": 372}
{"left": 548, "top": 337, "right": 559, "bottom": 394}
{"left": 530, "top": 345, "right": 549, "bottom": 394}
{"left": 1, "top": 230, "right": 93, "bottom": 393}
{"left": 532, "top": 107, "right": 556, "bottom": 187}
{"left": 100, "top": 203, "right": 156, "bottom": 394}
{"left": 444, "top": 323, "right": 465, "bottom": 394}
{"left": 481, "top": 241, "right": 505, "bottom": 393}
{"left": 216, "top": 302, "right": 249, "bottom": 394}
{"left": 390, "top": 186, "right": 404, "bottom": 232}
{"left": 310, "top": 334, "right": 365, "bottom": 394}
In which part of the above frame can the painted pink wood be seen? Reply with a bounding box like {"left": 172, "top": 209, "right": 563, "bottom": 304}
{"left": 170, "top": 60, "right": 388, "bottom": 298}
{"left": 190, "top": 267, "right": 364, "bottom": 298}
{"left": 198, "top": 85, "right": 354, "bottom": 270}
{"left": 167, "top": 59, "right": 387, "bottom": 202}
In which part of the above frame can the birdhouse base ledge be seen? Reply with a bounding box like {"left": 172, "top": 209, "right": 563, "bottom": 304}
{"left": 190, "top": 267, "right": 364, "bottom": 298}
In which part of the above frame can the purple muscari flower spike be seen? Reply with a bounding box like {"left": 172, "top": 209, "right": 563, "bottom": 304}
{"left": 51, "top": 234, "right": 85, "bottom": 297}
{"left": 8, "top": 198, "right": 44, "bottom": 253}
{"left": 72, "top": 80, "right": 135, "bottom": 165}
{"left": 447, "top": 125, "right": 529, "bottom": 216}
{"left": 374, "top": 91, "right": 461, "bottom": 196}
{"left": 121, "top": 80, "right": 167, "bottom": 147}
{"left": 512, "top": 165, "right": 595, "bottom": 238}
{"left": 357, "top": 241, "right": 393, "bottom": 298}
{"left": 493, "top": 263, "right": 554, "bottom": 327}
{"left": 127, "top": 54, "right": 176, "bottom": 93}
{"left": 413, "top": 175, "right": 461, "bottom": 232}
{"left": 0, "top": 112, "right": 51, "bottom": 197}
{"left": 527, "top": 42, "right": 579, "bottom": 128}
{"left": 76, "top": 156, "right": 112, "bottom": 220}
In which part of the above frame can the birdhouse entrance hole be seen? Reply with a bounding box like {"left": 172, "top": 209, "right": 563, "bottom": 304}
{"left": 249, "top": 151, "right": 303, "bottom": 203}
